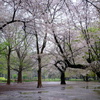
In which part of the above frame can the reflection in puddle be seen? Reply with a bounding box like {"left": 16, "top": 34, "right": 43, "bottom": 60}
{"left": 38, "top": 96, "right": 41, "bottom": 100}
{"left": 93, "top": 90, "right": 100, "bottom": 94}
{"left": 82, "top": 86, "right": 89, "bottom": 89}
{"left": 66, "top": 86, "right": 73, "bottom": 89}
{"left": 94, "top": 87, "right": 100, "bottom": 89}
{"left": 72, "top": 98, "right": 81, "bottom": 100}
{"left": 82, "top": 86, "right": 100, "bottom": 89}
{"left": 24, "top": 96, "right": 32, "bottom": 98}
{"left": 61, "top": 87, "right": 66, "bottom": 90}
{"left": 19, "top": 92, "right": 32, "bottom": 94}
{"left": 38, "top": 91, "right": 48, "bottom": 93}
{"left": 61, "top": 86, "right": 73, "bottom": 90}
{"left": 19, "top": 91, "right": 48, "bottom": 94}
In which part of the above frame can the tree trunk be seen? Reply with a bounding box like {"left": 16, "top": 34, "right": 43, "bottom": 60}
{"left": 37, "top": 68, "right": 42, "bottom": 88}
{"left": 60, "top": 72, "right": 66, "bottom": 84}
{"left": 86, "top": 74, "right": 89, "bottom": 82}
{"left": 7, "top": 46, "right": 11, "bottom": 85}
{"left": 37, "top": 54, "right": 42, "bottom": 88}
{"left": 82, "top": 76, "right": 86, "bottom": 81}
{"left": 96, "top": 72, "right": 100, "bottom": 79}
{"left": 7, "top": 64, "right": 10, "bottom": 85}
{"left": 17, "top": 70, "right": 22, "bottom": 83}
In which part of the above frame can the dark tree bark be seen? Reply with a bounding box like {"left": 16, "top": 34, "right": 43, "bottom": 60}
{"left": 15, "top": 45, "right": 27, "bottom": 83}
{"left": 61, "top": 72, "right": 66, "bottom": 84}
{"left": 15, "top": 49, "right": 23, "bottom": 83}
{"left": 37, "top": 55, "right": 42, "bottom": 88}
{"left": 54, "top": 61, "right": 66, "bottom": 85}
{"left": 7, "top": 46, "right": 11, "bottom": 85}
{"left": 96, "top": 72, "right": 100, "bottom": 79}
{"left": 35, "top": 32, "right": 43, "bottom": 88}
{"left": 82, "top": 76, "right": 86, "bottom": 81}
{"left": 69, "top": 64, "right": 87, "bottom": 69}
{"left": 86, "top": 74, "right": 89, "bottom": 82}
{"left": 7, "top": 61, "right": 10, "bottom": 85}
{"left": 37, "top": 68, "right": 42, "bottom": 88}
{"left": 17, "top": 69, "right": 22, "bottom": 83}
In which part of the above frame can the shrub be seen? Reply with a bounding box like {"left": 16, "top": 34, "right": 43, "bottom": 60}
{"left": 0, "top": 77, "right": 7, "bottom": 82}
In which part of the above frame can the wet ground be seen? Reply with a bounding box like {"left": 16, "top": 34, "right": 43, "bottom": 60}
{"left": 0, "top": 81, "right": 100, "bottom": 100}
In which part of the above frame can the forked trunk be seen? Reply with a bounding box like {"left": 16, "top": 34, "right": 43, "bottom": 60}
{"left": 61, "top": 72, "right": 66, "bottom": 84}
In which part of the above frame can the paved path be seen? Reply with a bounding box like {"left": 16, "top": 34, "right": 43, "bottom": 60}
{"left": 0, "top": 81, "right": 100, "bottom": 100}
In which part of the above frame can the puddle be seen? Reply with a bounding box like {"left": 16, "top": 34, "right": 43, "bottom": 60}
{"left": 72, "top": 98, "right": 81, "bottom": 100}
{"left": 61, "top": 87, "right": 66, "bottom": 90}
{"left": 93, "top": 90, "right": 100, "bottom": 95}
{"left": 0, "top": 94, "right": 8, "bottom": 96}
{"left": 19, "top": 91, "right": 48, "bottom": 94}
{"left": 38, "top": 91, "right": 48, "bottom": 93}
{"left": 23, "top": 96, "right": 32, "bottom": 98}
{"left": 82, "top": 86, "right": 100, "bottom": 89}
{"left": 19, "top": 92, "right": 32, "bottom": 94}
{"left": 38, "top": 96, "right": 41, "bottom": 100}
{"left": 82, "top": 86, "right": 89, "bottom": 89}
{"left": 94, "top": 87, "right": 100, "bottom": 89}
{"left": 0, "top": 93, "right": 6, "bottom": 96}
{"left": 66, "top": 86, "right": 73, "bottom": 89}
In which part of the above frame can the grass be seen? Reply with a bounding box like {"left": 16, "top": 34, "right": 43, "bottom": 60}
{"left": 0, "top": 78, "right": 99, "bottom": 83}
{"left": 42, "top": 78, "right": 60, "bottom": 81}
{"left": 23, "top": 79, "right": 34, "bottom": 82}
{"left": 68, "top": 79, "right": 83, "bottom": 81}
{"left": 23, "top": 78, "right": 84, "bottom": 82}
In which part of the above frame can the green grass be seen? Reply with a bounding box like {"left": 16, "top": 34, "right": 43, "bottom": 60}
{"left": 0, "top": 77, "right": 99, "bottom": 83}
{"left": 23, "top": 79, "right": 34, "bottom": 82}
{"left": 22, "top": 78, "right": 60, "bottom": 82}
{"left": 42, "top": 78, "right": 60, "bottom": 81}
{"left": 68, "top": 79, "right": 83, "bottom": 81}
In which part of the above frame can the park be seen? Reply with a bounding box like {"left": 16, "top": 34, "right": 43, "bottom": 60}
{"left": 0, "top": 0, "right": 100, "bottom": 100}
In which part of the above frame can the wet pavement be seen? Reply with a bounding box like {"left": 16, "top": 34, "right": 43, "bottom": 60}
{"left": 0, "top": 81, "right": 100, "bottom": 100}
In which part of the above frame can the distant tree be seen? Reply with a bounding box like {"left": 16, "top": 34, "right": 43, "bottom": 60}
{"left": 14, "top": 41, "right": 32, "bottom": 83}
{"left": 0, "top": 31, "right": 14, "bottom": 85}
{"left": 34, "top": 22, "right": 47, "bottom": 88}
{"left": 53, "top": 33, "right": 86, "bottom": 84}
{"left": 0, "top": 0, "right": 29, "bottom": 84}
{"left": 66, "top": 0, "right": 100, "bottom": 78}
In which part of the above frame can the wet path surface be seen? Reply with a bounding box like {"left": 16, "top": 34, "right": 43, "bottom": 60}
{"left": 0, "top": 81, "right": 100, "bottom": 100}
